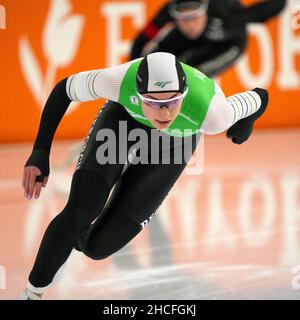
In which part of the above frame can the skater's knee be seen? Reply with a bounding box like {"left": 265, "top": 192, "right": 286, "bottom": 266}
{"left": 84, "top": 246, "right": 113, "bottom": 261}
{"left": 52, "top": 204, "right": 98, "bottom": 237}
{"left": 82, "top": 210, "right": 142, "bottom": 260}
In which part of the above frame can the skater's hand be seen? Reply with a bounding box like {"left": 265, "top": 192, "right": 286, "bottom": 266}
{"left": 22, "top": 166, "right": 49, "bottom": 199}
{"left": 23, "top": 149, "right": 50, "bottom": 199}
{"left": 226, "top": 120, "right": 254, "bottom": 144}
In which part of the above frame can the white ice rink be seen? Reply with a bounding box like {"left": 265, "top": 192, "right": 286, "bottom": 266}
{"left": 0, "top": 129, "right": 300, "bottom": 299}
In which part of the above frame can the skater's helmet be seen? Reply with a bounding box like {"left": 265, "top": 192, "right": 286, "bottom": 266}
{"left": 136, "top": 52, "right": 187, "bottom": 95}
{"left": 169, "top": 0, "right": 209, "bottom": 19}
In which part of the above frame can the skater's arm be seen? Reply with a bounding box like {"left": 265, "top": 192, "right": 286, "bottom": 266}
{"left": 23, "top": 78, "right": 71, "bottom": 199}
{"left": 30, "top": 78, "right": 71, "bottom": 153}
{"left": 23, "top": 59, "right": 140, "bottom": 199}
{"left": 202, "top": 84, "right": 268, "bottom": 135}
{"left": 31, "top": 58, "right": 141, "bottom": 153}
{"left": 182, "top": 38, "right": 246, "bottom": 77}
{"left": 239, "top": 0, "right": 286, "bottom": 24}
{"left": 66, "top": 59, "right": 142, "bottom": 103}
{"left": 130, "top": 2, "right": 173, "bottom": 59}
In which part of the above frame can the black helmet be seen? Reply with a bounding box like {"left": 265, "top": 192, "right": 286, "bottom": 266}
{"left": 136, "top": 52, "right": 187, "bottom": 94}
{"left": 169, "top": 0, "right": 209, "bottom": 19}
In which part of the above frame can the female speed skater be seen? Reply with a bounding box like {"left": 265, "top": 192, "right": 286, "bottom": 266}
{"left": 21, "top": 52, "right": 268, "bottom": 299}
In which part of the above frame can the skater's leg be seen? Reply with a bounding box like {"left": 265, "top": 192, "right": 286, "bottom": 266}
{"left": 78, "top": 206, "right": 142, "bottom": 260}
{"left": 27, "top": 101, "right": 134, "bottom": 291}
{"left": 80, "top": 132, "right": 200, "bottom": 260}
{"left": 28, "top": 169, "right": 112, "bottom": 288}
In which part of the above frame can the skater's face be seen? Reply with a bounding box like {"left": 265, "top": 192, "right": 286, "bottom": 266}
{"left": 176, "top": 10, "right": 208, "bottom": 40}
{"left": 140, "top": 92, "right": 183, "bottom": 130}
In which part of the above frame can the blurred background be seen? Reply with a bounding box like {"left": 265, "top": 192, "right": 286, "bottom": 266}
{"left": 0, "top": 0, "right": 300, "bottom": 299}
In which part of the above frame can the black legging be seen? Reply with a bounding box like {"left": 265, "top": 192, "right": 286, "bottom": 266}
{"left": 29, "top": 101, "right": 200, "bottom": 287}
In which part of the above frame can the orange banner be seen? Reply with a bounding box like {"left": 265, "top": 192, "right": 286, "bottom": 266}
{"left": 0, "top": 0, "right": 299, "bottom": 143}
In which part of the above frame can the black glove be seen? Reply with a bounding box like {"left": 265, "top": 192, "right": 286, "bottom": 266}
{"left": 25, "top": 149, "right": 50, "bottom": 182}
{"left": 226, "top": 88, "right": 269, "bottom": 144}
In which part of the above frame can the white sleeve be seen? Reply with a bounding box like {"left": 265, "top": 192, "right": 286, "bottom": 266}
{"left": 66, "top": 58, "right": 142, "bottom": 102}
{"left": 201, "top": 83, "right": 262, "bottom": 135}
